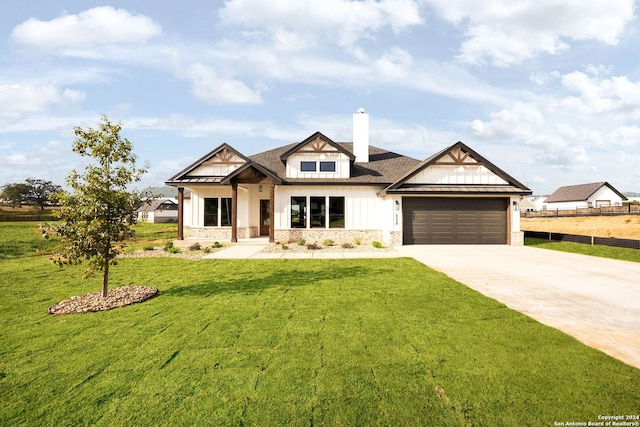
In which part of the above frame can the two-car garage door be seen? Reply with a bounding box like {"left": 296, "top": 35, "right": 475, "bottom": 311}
{"left": 403, "top": 198, "right": 507, "bottom": 244}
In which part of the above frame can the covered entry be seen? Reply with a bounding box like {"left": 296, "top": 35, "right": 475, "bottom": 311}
{"left": 403, "top": 198, "right": 507, "bottom": 244}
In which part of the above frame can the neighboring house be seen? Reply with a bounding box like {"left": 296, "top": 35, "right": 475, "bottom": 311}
{"left": 136, "top": 198, "right": 179, "bottom": 223}
{"left": 520, "top": 197, "right": 538, "bottom": 212}
{"left": 166, "top": 110, "right": 532, "bottom": 245}
{"left": 544, "top": 182, "right": 627, "bottom": 210}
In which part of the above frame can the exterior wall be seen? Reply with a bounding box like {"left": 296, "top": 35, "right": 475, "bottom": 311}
{"left": 407, "top": 164, "right": 508, "bottom": 185}
{"left": 273, "top": 185, "right": 395, "bottom": 245}
{"left": 190, "top": 153, "right": 245, "bottom": 176}
{"left": 285, "top": 152, "right": 351, "bottom": 179}
{"left": 589, "top": 186, "right": 624, "bottom": 207}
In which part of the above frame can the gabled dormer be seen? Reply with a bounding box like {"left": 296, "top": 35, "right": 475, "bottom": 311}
{"left": 166, "top": 143, "right": 250, "bottom": 185}
{"left": 279, "top": 131, "right": 355, "bottom": 179}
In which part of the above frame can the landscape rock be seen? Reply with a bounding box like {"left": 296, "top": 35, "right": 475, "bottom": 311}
{"left": 48, "top": 285, "right": 158, "bottom": 315}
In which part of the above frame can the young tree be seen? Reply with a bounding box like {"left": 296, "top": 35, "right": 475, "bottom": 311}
{"left": 44, "top": 115, "right": 148, "bottom": 298}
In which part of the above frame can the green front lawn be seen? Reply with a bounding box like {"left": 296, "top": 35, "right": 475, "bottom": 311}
{"left": 525, "top": 236, "right": 640, "bottom": 263}
{"left": 1, "top": 223, "right": 639, "bottom": 425}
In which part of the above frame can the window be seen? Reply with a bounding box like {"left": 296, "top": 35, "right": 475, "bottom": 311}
{"left": 290, "top": 196, "right": 345, "bottom": 229}
{"left": 319, "top": 161, "right": 336, "bottom": 172}
{"left": 291, "top": 196, "right": 306, "bottom": 228}
{"left": 204, "top": 197, "right": 232, "bottom": 226}
{"left": 220, "top": 198, "right": 232, "bottom": 226}
{"left": 310, "top": 197, "right": 326, "bottom": 228}
{"left": 204, "top": 198, "right": 218, "bottom": 226}
{"left": 329, "top": 197, "right": 345, "bottom": 228}
{"left": 300, "top": 161, "right": 316, "bottom": 172}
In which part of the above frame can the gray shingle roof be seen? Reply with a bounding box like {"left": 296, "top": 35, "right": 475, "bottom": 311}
{"left": 545, "top": 182, "right": 627, "bottom": 203}
{"left": 248, "top": 142, "right": 421, "bottom": 185}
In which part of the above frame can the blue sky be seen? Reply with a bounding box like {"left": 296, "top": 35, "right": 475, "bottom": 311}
{"left": 1, "top": 0, "right": 639, "bottom": 195}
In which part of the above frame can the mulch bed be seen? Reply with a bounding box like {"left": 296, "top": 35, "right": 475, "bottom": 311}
{"left": 48, "top": 285, "right": 159, "bottom": 315}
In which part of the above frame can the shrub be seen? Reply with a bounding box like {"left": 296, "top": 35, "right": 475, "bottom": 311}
{"left": 372, "top": 241, "right": 384, "bottom": 249}
{"left": 166, "top": 246, "right": 181, "bottom": 254}
{"left": 296, "top": 237, "right": 306, "bottom": 246}
{"left": 164, "top": 241, "right": 174, "bottom": 251}
{"left": 341, "top": 242, "right": 355, "bottom": 249}
{"left": 353, "top": 237, "right": 362, "bottom": 246}
{"left": 143, "top": 244, "right": 155, "bottom": 251}
{"left": 188, "top": 242, "right": 201, "bottom": 251}
{"left": 281, "top": 244, "right": 289, "bottom": 250}
{"left": 212, "top": 242, "right": 223, "bottom": 248}
{"left": 322, "top": 239, "right": 334, "bottom": 246}
{"left": 203, "top": 247, "right": 212, "bottom": 254}
{"left": 306, "top": 242, "right": 321, "bottom": 250}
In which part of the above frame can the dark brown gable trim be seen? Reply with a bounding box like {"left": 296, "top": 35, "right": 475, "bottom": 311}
{"left": 279, "top": 131, "right": 355, "bottom": 162}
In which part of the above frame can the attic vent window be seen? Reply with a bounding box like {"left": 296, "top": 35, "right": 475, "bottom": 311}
{"left": 300, "top": 161, "right": 316, "bottom": 172}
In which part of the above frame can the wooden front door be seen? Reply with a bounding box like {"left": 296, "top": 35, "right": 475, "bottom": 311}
{"left": 260, "top": 199, "right": 270, "bottom": 236}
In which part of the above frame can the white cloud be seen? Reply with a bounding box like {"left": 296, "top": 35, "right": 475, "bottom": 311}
{"left": 424, "top": 0, "right": 636, "bottom": 66}
{"left": 0, "top": 83, "right": 85, "bottom": 124}
{"left": 219, "top": 0, "right": 422, "bottom": 47}
{"left": 468, "top": 102, "right": 544, "bottom": 141}
{"left": 606, "top": 126, "right": 640, "bottom": 147}
{"left": 10, "top": 6, "right": 161, "bottom": 51}
{"left": 558, "top": 71, "right": 640, "bottom": 117}
{"left": 182, "top": 63, "right": 262, "bottom": 105}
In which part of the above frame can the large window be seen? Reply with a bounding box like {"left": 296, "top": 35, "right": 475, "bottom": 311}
{"left": 204, "top": 197, "right": 232, "bottom": 226}
{"left": 310, "top": 197, "right": 326, "bottom": 228}
{"left": 329, "top": 197, "right": 345, "bottom": 228}
{"left": 220, "top": 198, "right": 232, "bottom": 226}
{"left": 204, "top": 198, "right": 218, "bottom": 226}
{"left": 291, "top": 196, "right": 344, "bottom": 228}
{"left": 291, "top": 196, "right": 306, "bottom": 228}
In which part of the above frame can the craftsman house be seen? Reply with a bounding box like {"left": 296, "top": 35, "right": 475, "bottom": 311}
{"left": 543, "top": 182, "right": 627, "bottom": 210}
{"left": 166, "top": 110, "right": 532, "bottom": 245}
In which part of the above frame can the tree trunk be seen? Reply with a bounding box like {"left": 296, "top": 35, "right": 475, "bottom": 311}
{"left": 102, "top": 259, "right": 109, "bottom": 298}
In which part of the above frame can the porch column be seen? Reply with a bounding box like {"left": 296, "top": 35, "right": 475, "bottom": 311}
{"left": 269, "top": 183, "right": 275, "bottom": 243}
{"left": 177, "top": 187, "right": 184, "bottom": 240}
{"left": 231, "top": 181, "right": 238, "bottom": 242}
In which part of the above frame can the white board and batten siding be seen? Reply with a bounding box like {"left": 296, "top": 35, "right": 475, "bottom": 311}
{"left": 189, "top": 153, "right": 246, "bottom": 177}
{"left": 273, "top": 185, "right": 387, "bottom": 229}
{"left": 406, "top": 164, "right": 508, "bottom": 185}
{"left": 285, "top": 152, "right": 351, "bottom": 179}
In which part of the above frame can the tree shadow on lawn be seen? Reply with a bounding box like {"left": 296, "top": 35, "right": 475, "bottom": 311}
{"left": 162, "top": 260, "right": 387, "bottom": 298}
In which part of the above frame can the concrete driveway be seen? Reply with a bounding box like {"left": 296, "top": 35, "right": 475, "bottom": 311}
{"left": 397, "top": 245, "right": 640, "bottom": 370}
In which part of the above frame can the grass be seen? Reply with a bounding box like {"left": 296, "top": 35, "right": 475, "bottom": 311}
{"left": 525, "top": 236, "right": 640, "bottom": 263}
{"left": 1, "top": 223, "right": 639, "bottom": 425}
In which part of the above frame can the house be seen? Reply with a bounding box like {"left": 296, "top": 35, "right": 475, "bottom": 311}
{"left": 136, "top": 198, "right": 179, "bottom": 223}
{"left": 520, "top": 197, "right": 538, "bottom": 212}
{"left": 544, "top": 182, "right": 627, "bottom": 210}
{"left": 166, "top": 110, "right": 532, "bottom": 245}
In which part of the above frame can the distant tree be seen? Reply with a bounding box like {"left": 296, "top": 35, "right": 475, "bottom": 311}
{"left": 43, "top": 115, "right": 148, "bottom": 298}
{"left": 25, "top": 178, "right": 62, "bottom": 209}
{"left": 0, "top": 182, "right": 30, "bottom": 208}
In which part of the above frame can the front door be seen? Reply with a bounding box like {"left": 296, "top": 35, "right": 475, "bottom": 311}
{"left": 260, "top": 199, "right": 270, "bottom": 236}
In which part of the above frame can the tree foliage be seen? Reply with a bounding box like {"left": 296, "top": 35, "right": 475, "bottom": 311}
{"left": 1, "top": 182, "right": 31, "bottom": 208}
{"left": 1, "top": 179, "right": 60, "bottom": 209}
{"left": 43, "top": 115, "right": 148, "bottom": 298}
